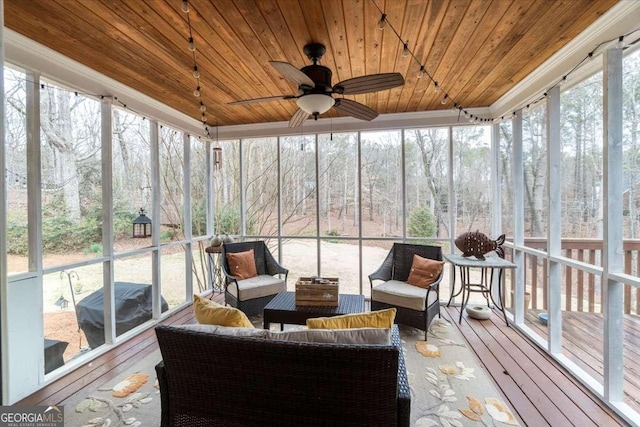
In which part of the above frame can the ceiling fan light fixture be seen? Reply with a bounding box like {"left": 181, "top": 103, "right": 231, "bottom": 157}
{"left": 296, "top": 93, "right": 335, "bottom": 115}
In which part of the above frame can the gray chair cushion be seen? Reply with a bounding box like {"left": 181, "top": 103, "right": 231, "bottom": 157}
{"left": 371, "top": 280, "right": 438, "bottom": 311}
{"left": 227, "top": 275, "right": 286, "bottom": 301}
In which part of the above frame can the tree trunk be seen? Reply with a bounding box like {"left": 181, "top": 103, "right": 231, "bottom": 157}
{"left": 41, "top": 88, "right": 81, "bottom": 222}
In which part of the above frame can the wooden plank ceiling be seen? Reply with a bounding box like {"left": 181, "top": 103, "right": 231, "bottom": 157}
{"left": 4, "top": 0, "right": 618, "bottom": 127}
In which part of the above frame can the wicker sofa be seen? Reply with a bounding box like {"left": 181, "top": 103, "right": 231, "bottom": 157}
{"left": 155, "top": 324, "right": 410, "bottom": 427}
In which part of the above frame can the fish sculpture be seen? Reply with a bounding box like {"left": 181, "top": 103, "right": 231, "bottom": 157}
{"left": 455, "top": 231, "right": 505, "bottom": 260}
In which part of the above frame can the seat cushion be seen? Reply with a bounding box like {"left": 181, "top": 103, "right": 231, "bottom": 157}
{"left": 371, "top": 280, "right": 438, "bottom": 311}
{"left": 228, "top": 275, "right": 286, "bottom": 301}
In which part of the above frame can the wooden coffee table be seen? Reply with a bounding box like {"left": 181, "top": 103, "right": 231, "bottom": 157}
{"left": 263, "top": 291, "right": 365, "bottom": 330}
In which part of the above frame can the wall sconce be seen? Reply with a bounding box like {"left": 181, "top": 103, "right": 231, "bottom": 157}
{"left": 213, "top": 146, "right": 222, "bottom": 170}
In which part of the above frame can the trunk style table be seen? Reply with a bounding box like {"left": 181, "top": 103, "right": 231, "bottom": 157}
{"left": 444, "top": 253, "right": 516, "bottom": 325}
{"left": 263, "top": 291, "right": 365, "bottom": 330}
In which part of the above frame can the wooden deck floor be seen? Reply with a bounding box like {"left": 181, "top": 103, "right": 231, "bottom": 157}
{"left": 522, "top": 309, "right": 640, "bottom": 415}
{"left": 444, "top": 306, "right": 629, "bottom": 426}
{"left": 19, "top": 297, "right": 630, "bottom": 426}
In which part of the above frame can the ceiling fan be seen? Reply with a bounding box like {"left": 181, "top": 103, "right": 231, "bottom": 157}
{"left": 228, "top": 43, "right": 405, "bottom": 128}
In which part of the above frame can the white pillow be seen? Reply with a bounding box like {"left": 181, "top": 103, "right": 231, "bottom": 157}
{"left": 266, "top": 327, "right": 391, "bottom": 345}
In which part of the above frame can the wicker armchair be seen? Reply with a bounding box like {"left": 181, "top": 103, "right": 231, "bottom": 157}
{"left": 369, "top": 243, "right": 443, "bottom": 340}
{"left": 155, "top": 324, "right": 410, "bottom": 427}
{"left": 221, "top": 241, "right": 288, "bottom": 316}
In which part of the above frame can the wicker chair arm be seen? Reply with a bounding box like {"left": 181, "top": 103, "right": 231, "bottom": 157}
{"left": 155, "top": 362, "right": 170, "bottom": 427}
{"left": 264, "top": 247, "right": 289, "bottom": 278}
{"left": 423, "top": 271, "right": 443, "bottom": 303}
{"left": 369, "top": 246, "right": 395, "bottom": 286}
{"left": 391, "top": 326, "right": 411, "bottom": 427}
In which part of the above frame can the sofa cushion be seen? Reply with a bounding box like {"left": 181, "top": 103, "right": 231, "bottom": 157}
{"left": 267, "top": 327, "right": 391, "bottom": 345}
{"left": 226, "top": 249, "right": 258, "bottom": 280}
{"left": 176, "top": 323, "right": 269, "bottom": 338}
{"left": 306, "top": 308, "right": 396, "bottom": 329}
{"left": 406, "top": 254, "right": 444, "bottom": 288}
{"left": 371, "top": 280, "right": 438, "bottom": 311}
{"left": 227, "top": 275, "right": 286, "bottom": 301}
{"left": 193, "top": 294, "right": 254, "bottom": 328}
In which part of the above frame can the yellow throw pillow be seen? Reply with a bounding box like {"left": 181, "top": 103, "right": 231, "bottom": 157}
{"left": 306, "top": 308, "right": 396, "bottom": 329}
{"left": 406, "top": 254, "right": 444, "bottom": 288}
{"left": 193, "top": 294, "right": 254, "bottom": 328}
{"left": 226, "top": 249, "right": 258, "bottom": 280}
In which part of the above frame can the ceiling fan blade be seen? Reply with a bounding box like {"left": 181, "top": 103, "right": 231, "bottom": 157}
{"left": 270, "top": 61, "right": 315, "bottom": 88}
{"left": 333, "top": 98, "right": 378, "bottom": 121}
{"left": 333, "top": 72, "right": 404, "bottom": 95}
{"left": 288, "top": 108, "right": 310, "bottom": 128}
{"left": 228, "top": 95, "right": 296, "bottom": 105}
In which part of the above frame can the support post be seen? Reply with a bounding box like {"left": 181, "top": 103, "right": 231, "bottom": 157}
{"left": 183, "top": 133, "right": 193, "bottom": 301}
{"left": 101, "top": 96, "right": 115, "bottom": 345}
{"left": 547, "top": 86, "right": 562, "bottom": 352}
{"left": 603, "top": 46, "right": 624, "bottom": 403}
{"left": 150, "top": 121, "right": 161, "bottom": 318}
{"left": 512, "top": 111, "right": 525, "bottom": 325}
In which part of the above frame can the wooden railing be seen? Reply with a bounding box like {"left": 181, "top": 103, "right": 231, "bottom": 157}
{"left": 505, "top": 238, "right": 640, "bottom": 316}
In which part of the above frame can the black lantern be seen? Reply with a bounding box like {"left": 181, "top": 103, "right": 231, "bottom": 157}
{"left": 132, "top": 208, "right": 152, "bottom": 238}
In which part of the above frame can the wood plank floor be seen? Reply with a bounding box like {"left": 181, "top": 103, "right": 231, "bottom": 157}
{"left": 523, "top": 309, "right": 640, "bottom": 414}
{"left": 19, "top": 297, "right": 630, "bottom": 426}
{"left": 444, "top": 306, "right": 630, "bottom": 426}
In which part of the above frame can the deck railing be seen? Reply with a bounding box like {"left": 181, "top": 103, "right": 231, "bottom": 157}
{"left": 505, "top": 238, "right": 640, "bottom": 316}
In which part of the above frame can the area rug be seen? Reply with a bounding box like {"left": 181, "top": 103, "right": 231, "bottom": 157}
{"left": 401, "top": 317, "right": 519, "bottom": 426}
{"left": 66, "top": 317, "right": 518, "bottom": 427}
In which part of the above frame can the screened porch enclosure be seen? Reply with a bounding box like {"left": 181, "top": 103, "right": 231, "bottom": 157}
{"left": 1, "top": 2, "right": 640, "bottom": 426}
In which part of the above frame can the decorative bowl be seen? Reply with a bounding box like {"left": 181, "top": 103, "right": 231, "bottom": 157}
{"left": 466, "top": 305, "right": 491, "bottom": 320}
{"left": 538, "top": 312, "right": 548, "bottom": 325}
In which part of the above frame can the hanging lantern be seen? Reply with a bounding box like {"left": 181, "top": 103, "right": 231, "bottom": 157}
{"left": 213, "top": 146, "right": 222, "bottom": 170}
{"left": 132, "top": 208, "right": 152, "bottom": 238}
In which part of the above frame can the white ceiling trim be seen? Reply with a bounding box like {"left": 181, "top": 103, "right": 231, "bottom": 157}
{"left": 215, "top": 107, "right": 491, "bottom": 140}
{"left": 490, "top": 1, "right": 640, "bottom": 119}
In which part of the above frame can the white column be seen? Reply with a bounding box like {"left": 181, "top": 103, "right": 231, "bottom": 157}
{"left": 150, "top": 121, "right": 161, "bottom": 318}
{"left": 26, "top": 71, "right": 42, "bottom": 273}
{"left": 448, "top": 127, "right": 455, "bottom": 252}
{"left": 357, "top": 132, "right": 363, "bottom": 294}
{"left": 491, "top": 123, "right": 502, "bottom": 237}
{"left": 315, "top": 134, "right": 321, "bottom": 277}
{"left": 401, "top": 129, "right": 407, "bottom": 241}
{"left": 512, "top": 111, "right": 525, "bottom": 325}
{"left": 546, "top": 86, "right": 562, "bottom": 353}
{"left": 206, "top": 139, "right": 213, "bottom": 290}
{"left": 239, "top": 139, "right": 246, "bottom": 237}
{"left": 206, "top": 138, "right": 213, "bottom": 236}
{"left": 183, "top": 133, "right": 193, "bottom": 301}
{"left": 277, "top": 137, "right": 283, "bottom": 264}
{"left": 101, "top": 96, "right": 115, "bottom": 345}
{"left": 603, "top": 46, "right": 624, "bottom": 402}
{"left": 490, "top": 123, "right": 502, "bottom": 305}
{"left": 0, "top": 0, "right": 5, "bottom": 401}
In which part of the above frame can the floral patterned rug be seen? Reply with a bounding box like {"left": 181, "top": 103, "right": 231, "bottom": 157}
{"left": 65, "top": 317, "right": 518, "bottom": 427}
{"left": 64, "top": 349, "right": 162, "bottom": 427}
{"left": 401, "top": 318, "right": 519, "bottom": 426}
